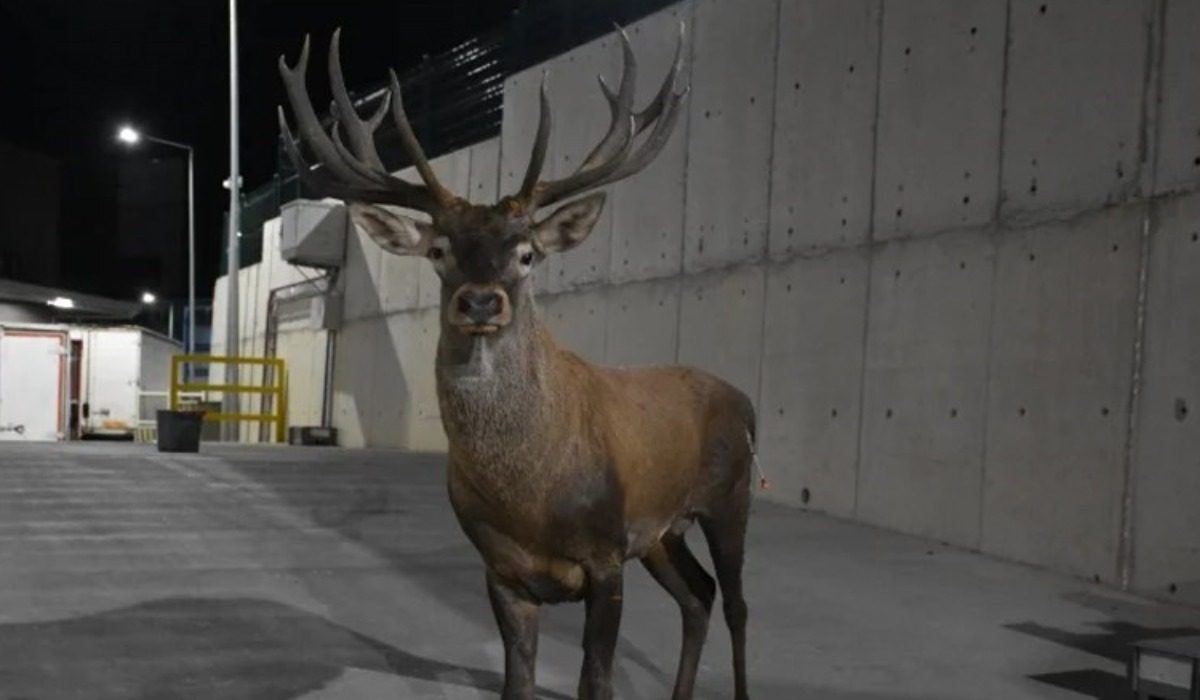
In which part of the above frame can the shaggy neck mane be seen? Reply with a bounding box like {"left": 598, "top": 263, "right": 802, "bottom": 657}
{"left": 434, "top": 291, "right": 559, "bottom": 464}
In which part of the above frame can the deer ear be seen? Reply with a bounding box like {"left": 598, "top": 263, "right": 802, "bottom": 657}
{"left": 348, "top": 202, "right": 434, "bottom": 256}
{"left": 532, "top": 192, "right": 607, "bottom": 254}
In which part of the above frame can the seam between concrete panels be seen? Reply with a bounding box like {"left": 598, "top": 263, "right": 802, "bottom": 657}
{"left": 673, "top": 0, "right": 698, "bottom": 365}
{"left": 976, "top": 0, "right": 1015, "bottom": 553}
{"left": 1135, "top": 0, "right": 1166, "bottom": 198}
{"left": 1119, "top": 205, "right": 1154, "bottom": 589}
{"left": 852, "top": 0, "right": 885, "bottom": 519}
{"left": 752, "top": 0, "right": 785, "bottom": 418}
{"left": 1117, "top": 0, "right": 1167, "bottom": 590}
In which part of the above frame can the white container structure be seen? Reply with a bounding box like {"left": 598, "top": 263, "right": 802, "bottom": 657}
{"left": 0, "top": 324, "right": 70, "bottom": 442}
{"left": 75, "top": 327, "right": 180, "bottom": 438}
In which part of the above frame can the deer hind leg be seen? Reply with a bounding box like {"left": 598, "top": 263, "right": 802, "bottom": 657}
{"left": 641, "top": 534, "right": 716, "bottom": 700}
{"left": 701, "top": 482, "right": 751, "bottom": 700}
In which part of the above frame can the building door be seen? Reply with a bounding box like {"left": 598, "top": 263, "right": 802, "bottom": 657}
{"left": 0, "top": 330, "right": 66, "bottom": 441}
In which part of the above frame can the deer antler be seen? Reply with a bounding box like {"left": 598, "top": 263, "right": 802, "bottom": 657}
{"left": 515, "top": 22, "right": 689, "bottom": 212}
{"left": 278, "top": 30, "right": 458, "bottom": 214}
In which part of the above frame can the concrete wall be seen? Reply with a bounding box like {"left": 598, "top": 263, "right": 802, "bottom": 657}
{"left": 211, "top": 217, "right": 328, "bottom": 439}
{"left": 214, "top": 0, "right": 1200, "bottom": 604}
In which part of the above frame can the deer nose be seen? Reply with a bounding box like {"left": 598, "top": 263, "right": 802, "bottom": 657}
{"left": 457, "top": 288, "right": 502, "bottom": 324}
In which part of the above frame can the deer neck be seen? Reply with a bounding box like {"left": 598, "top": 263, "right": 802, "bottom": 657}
{"left": 435, "top": 289, "right": 559, "bottom": 464}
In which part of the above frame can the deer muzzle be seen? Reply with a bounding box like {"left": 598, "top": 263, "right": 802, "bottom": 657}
{"left": 449, "top": 283, "right": 512, "bottom": 335}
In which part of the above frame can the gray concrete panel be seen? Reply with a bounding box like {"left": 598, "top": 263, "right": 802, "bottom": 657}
{"left": 340, "top": 226, "right": 384, "bottom": 322}
{"left": 379, "top": 252, "right": 422, "bottom": 315}
{"left": 678, "top": 264, "right": 765, "bottom": 401}
{"left": 770, "top": 0, "right": 880, "bottom": 256}
{"left": 331, "top": 318, "right": 382, "bottom": 447}
{"left": 873, "top": 1, "right": 1005, "bottom": 239}
{"left": 758, "top": 250, "right": 869, "bottom": 518}
{"left": 857, "top": 230, "right": 995, "bottom": 547}
{"left": 982, "top": 205, "right": 1143, "bottom": 582}
{"left": 543, "top": 38, "right": 619, "bottom": 292}
{"left": 378, "top": 166, "right": 424, "bottom": 315}
{"left": 366, "top": 312, "right": 417, "bottom": 449}
{"left": 539, "top": 290, "right": 607, "bottom": 365}
{"left": 1001, "top": 0, "right": 1150, "bottom": 218}
{"left": 369, "top": 309, "right": 446, "bottom": 451}
{"left": 603, "top": 278, "right": 681, "bottom": 367}
{"left": 683, "top": 0, "right": 777, "bottom": 272}
{"left": 1133, "top": 191, "right": 1200, "bottom": 604}
{"left": 1153, "top": 0, "right": 1200, "bottom": 194}
{"left": 610, "top": 5, "right": 691, "bottom": 284}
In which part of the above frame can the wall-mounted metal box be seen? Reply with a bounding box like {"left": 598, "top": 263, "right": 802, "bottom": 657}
{"left": 279, "top": 199, "right": 349, "bottom": 269}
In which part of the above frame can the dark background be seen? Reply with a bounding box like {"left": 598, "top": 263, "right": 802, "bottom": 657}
{"left": 0, "top": 0, "right": 518, "bottom": 301}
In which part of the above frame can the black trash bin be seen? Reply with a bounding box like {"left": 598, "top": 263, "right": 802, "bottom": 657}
{"left": 156, "top": 409, "right": 204, "bottom": 453}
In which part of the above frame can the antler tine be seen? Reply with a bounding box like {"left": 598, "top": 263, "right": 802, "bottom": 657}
{"left": 533, "top": 115, "right": 637, "bottom": 208}
{"left": 280, "top": 105, "right": 440, "bottom": 211}
{"left": 279, "top": 33, "right": 456, "bottom": 214}
{"left": 595, "top": 83, "right": 688, "bottom": 188}
{"left": 278, "top": 35, "right": 374, "bottom": 188}
{"left": 517, "top": 73, "right": 552, "bottom": 201}
{"left": 636, "top": 21, "right": 686, "bottom": 131}
{"left": 598, "top": 21, "right": 685, "bottom": 135}
{"left": 512, "top": 22, "right": 689, "bottom": 212}
{"left": 579, "top": 26, "right": 638, "bottom": 172}
{"left": 329, "top": 108, "right": 388, "bottom": 186}
{"left": 328, "top": 27, "right": 387, "bottom": 173}
{"left": 387, "top": 69, "right": 457, "bottom": 208}
{"left": 330, "top": 93, "right": 410, "bottom": 190}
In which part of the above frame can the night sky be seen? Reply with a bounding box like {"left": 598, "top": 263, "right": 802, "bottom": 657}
{"left": 0, "top": 0, "right": 517, "bottom": 300}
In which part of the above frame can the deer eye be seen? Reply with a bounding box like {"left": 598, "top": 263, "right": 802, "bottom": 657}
{"left": 519, "top": 251, "right": 534, "bottom": 266}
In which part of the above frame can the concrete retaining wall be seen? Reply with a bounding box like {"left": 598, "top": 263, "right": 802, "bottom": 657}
{"left": 213, "top": 0, "right": 1200, "bottom": 604}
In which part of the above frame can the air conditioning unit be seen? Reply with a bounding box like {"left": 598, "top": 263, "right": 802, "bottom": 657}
{"left": 279, "top": 199, "right": 348, "bottom": 268}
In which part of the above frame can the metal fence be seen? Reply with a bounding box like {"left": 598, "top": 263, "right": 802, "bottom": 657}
{"left": 223, "top": 0, "right": 678, "bottom": 273}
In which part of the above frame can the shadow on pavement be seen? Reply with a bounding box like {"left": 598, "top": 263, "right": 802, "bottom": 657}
{"left": 1007, "top": 617, "right": 1200, "bottom": 700}
{"left": 0, "top": 596, "right": 572, "bottom": 700}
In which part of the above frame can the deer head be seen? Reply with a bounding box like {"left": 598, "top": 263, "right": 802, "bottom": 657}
{"left": 278, "top": 27, "right": 687, "bottom": 337}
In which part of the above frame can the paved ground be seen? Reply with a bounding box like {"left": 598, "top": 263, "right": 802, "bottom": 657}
{"left": 0, "top": 442, "right": 1197, "bottom": 700}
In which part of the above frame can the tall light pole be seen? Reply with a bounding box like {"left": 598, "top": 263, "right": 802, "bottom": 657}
{"left": 116, "top": 126, "right": 195, "bottom": 358}
{"left": 225, "top": 0, "right": 241, "bottom": 441}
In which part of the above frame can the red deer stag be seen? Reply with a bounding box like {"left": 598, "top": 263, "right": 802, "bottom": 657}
{"left": 279, "top": 26, "right": 754, "bottom": 700}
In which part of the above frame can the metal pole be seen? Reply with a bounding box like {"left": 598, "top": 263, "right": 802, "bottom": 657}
{"left": 168, "top": 303, "right": 175, "bottom": 340}
{"left": 224, "top": 0, "right": 241, "bottom": 441}
{"left": 186, "top": 146, "right": 195, "bottom": 359}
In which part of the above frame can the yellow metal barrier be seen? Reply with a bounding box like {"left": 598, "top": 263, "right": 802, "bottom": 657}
{"left": 169, "top": 355, "right": 288, "bottom": 443}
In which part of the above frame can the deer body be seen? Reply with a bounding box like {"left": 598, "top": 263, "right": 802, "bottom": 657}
{"left": 438, "top": 298, "right": 754, "bottom": 603}
{"left": 280, "top": 25, "right": 753, "bottom": 700}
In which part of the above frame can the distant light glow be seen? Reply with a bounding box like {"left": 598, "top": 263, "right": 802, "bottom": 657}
{"left": 117, "top": 126, "right": 141, "bottom": 145}
{"left": 141, "top": 291, "right": 157, "bottom": 304}
{"left": 47, "top": 297, "right": 75, "bottom": 309}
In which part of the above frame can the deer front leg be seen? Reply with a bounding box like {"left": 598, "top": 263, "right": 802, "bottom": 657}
{"left": 578, "top": 566, "right": 624, "bottom": 700}
{"left": 486, "top": 571, "right": 540, "bottom": 700}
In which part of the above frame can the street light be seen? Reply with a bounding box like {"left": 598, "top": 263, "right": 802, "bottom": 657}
{"left": 115, "top": 125, "right": 196, "bottom": 358}
{"left": 139, "top": 290, "right": 174, "bottom": 338}
{"left": 117, "top": 126, "right": 141, "bottom": 145}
